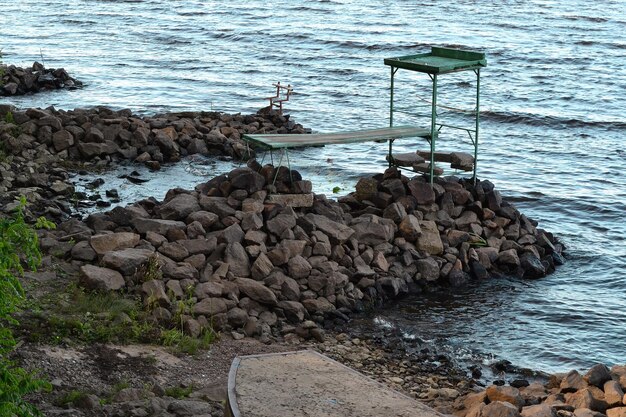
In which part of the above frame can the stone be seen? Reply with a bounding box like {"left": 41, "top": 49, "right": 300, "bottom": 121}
{"left": 486, "top": 385, "right": 525, "bottom": 409}
{"left": 230, "top": 169, "right": 265, "bottom": 193}
{"left": 302, "top": 298, "right": 335, "bottom": 314}
{"left": 520, "top": 252, "right": 546, "bottom": 279}
{"left": 158, "top": 241, "right": 189, "bottom": 261}
{"left": 266, "top": 193, "right": 314, "bottom": 208}
{"left": 102, "top": 248, "right": 154, "bottom": 275}
{"left": 561, "top": 370, "right": 588, "bottom": 393}
{"left": 133, "top": 218, "right": 186, "bottom": 235}
{"left": 52, "top": 129, "right": 74, "bottom": 151}
{"left": 142, "top": 280, "right": 170, "bottom": 307}
{"left": 604, "top": 380, "right": 624, "bottom": 407}
{"left": 90, "top": 232, "right": 140, "bottom": 255}
{"left": 355, "top": 177, "right": 379, "bottom": 201}
{"left": 383, "top": 202, "right": 407, "bottom": 223}
{"left": 224, "top": 242, "right": 250, "bottom": 277}
{"left": 585, "top": 364, "right": 612, "bottom": 388}
{"left": 193, "top": 297, "right": 228, "bottom": 316}
{"left": 416, "top": 220, "right": 443, "bottom": 255}
{"left": 416, "top": 257, "right": 440, "bottom": 282}
{"left": 266, "top": 213, "right": 296, "bottom": 236}
{"left": 574, "top": 409, "right": 608, "bottom": 417}
{"left": 398, "top": 215, "right": 421, "bottom": 241}
{"left": 281, "top": 277, "right": 300, "bottom": 301}
{"left": 456, "top": 211, "right": 479, "bottom": 230}
{"left": 70, "top": 241, "right": 97, "bottom": 261}
{"left": 482, "top": 401, "right": 522, "bottom": 417}
{"left": 287, "top": 255, "right": 312, "bottom": 279}
{"left": 159, "top": 193, "right": 200, "bottom": 221}
{"left": 278, "top": 300, "right": 307, "bottom": 322}
{"left": 407, "top": 180, "right": 435, "bottom": 205}
{"left": 305, "top": 213, "right": 354, "bottom": 244}
{"left": 198, "top": 196, "right": 236, "bottom": 218}
{"left": 80, "top": 265, "right": 125, "bottom": 291}
{"left": 222, "top": 223, "right": 245, "bottom": 244}
{"left": 607, "top": 408, "right": 626, "bottom": 417}
{"left": 167, "top": 399, "right": 212, "bottom": 416}
{"left": 186, "top": 211, "right": 219, "bottom": 229}
{"left": 227, "top": 307, "right": 249, "bottom": 328}
{"left": 351, "top": 220, "right": 394, "bottom": 246}
{"left": 497, "top": 249, "right": 521, "bottom": 268}
{"left": 251, "top": 252, "right": 274, "bottom": 280}
{"left": 566, "top": 389, "right": 605, "bottom": 412}
{"left": 521, "top": 404, "right": 556, "bottom": 417}
{"left": 235, "top": 278, "right": 278, "bottom": 306}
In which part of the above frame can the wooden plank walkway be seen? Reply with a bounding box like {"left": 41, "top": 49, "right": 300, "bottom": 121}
{"left": 226, "top": 350, "right": 444, "bottom": 417}
{"left": 243, "top": 125, "right": 431, "bottom": 150}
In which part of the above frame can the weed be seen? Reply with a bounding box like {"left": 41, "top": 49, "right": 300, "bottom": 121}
{"left": 160, "top": 328, "right": 217, "bottom": 355}
{"left": 4, "top": 111, "right": 15, "bottom": 124}
{"left": 54, "top": 390, "right": 88, "bottom": 407}
{"left": 164, "top": 385, "right": 193, "bottom": 399}
{"left": 135, "top": 254, "right": 162, "bottom": 283}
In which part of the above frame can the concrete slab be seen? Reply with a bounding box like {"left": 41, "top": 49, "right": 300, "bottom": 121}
{"left": 226, "top": 350, "right": 443, "bottom": 417}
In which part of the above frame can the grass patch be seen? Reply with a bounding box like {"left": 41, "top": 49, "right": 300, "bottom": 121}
{"left": 160, "top": 328, "right": 217, "bottom": 355}
{"left": 164, "top": 385, "right": 193, "bottom": 399}
{"left": 54, "top": 390, "right": 88, "bottom": 407}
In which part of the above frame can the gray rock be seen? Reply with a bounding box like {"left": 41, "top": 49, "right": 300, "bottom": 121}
{"left": 198, "top": 196, "right": 236, "bottom": 218}
{"left": 265, "top": 193, "right": 314, "bottom": 208}
{"left": 416, "top": 220, "right": 443, "bottom": 255}
{"left": 398, "top": 215, "right": 421, "bottom": 241}
{"left": 456, "top": 211, "right": 479, "bottom": 230}
{"left": 266, "top": 213, "right": 296, "bottom": 237}
{"left": 52, "top": 129, "right": 74, "bottom": 151}
{"left": 142, "top": 280, "right": 171, "bottom": 307}
{"left": 520, "top": 252, "right": 546, "bottom": 278}
{"left": 251, "top": 252, "right": 274, "bottom": 280}
{"left": 382, "top": 202, "right": 407, "bottom": 223}
{"left": 305, "top": 213, "right": 354, "bottom": 244}
{"left": 167, "top": 399, "right": 212, "bottom": 416}
{"left": 585, "top": 364, "right": 612, "bottom": 388}
{"left": 80, "top": 265, "right": 125, "bottom": 291}
{"left": 280, "top": 276, "right": 300, "bottom": 301}
{"left": 351, "top": 220, "right": 394, "bottom": 246}
{"left": 221, "top": 223, "right": 245, "bottom": 244}
{"left": 90, "top": 232, "right": 140, "bottom": 255}
{"left": 71, "top": 241, "right": 97, "bottom": 261}
{"left": 227, "top": 307, "right": 249, "bottom": 328}
{"left": 224, "top": 242, "right": 250, "bottom": 277}
{"left": 235, "top": 278, "right": 278, "bottom": 306}
{"left": 133, "top": 218, "right": 186, "bottom": 235}
{"left": 302, "top": 297, "right": 335, "bottom": 314}
{"left": 497, "top": 249, "right": 521, "bottom": 268}
{"left": 407, "top": 180, "right": 435, "bottom": 205}
{"left": 416, "top": 257, "right": 440, "bottom": 282}
{"left": 160, "top": 194, "right": 200, "bottom": 221}
{"left": 102, "top": 248, "right": 154, "bottom": 275}
{"left": 186, "top": 211, "right": 219, "bottom": 229}
{"left": 288, "top": 255, "right": 312, "bottom": 279}
{"left": 193, "top": 297, "right": 228, "bottom": 315}
{"left": 158, "top": 242, "right": 190, "bottom": 262}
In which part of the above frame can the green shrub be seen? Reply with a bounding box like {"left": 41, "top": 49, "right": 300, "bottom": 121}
{"left": 0, "top": 197, "right": 54, "bottom": 417}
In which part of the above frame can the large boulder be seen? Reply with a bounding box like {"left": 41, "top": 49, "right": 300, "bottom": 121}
{"left": 235, "top": 278, "right": 278, "bottom": 306}
{"left": 305, "top": 213, "right": 354, "bottom": 244}
{"left": 102, "top": 248, "right": 154, "bottom": 275}
{"left": 224, "top": 242, "right": 250, "bottom": 277}
{"left": 90, "top": 232, "right": 140, "bottom": 255}
{"left": 416, "top": 220, "right": 443, "bottom": 255}
{"left": 160, "top": 194, "right": 200, "bottom": 221}
{"left": 80, "top": 265, "right": 125, "bottom": 291}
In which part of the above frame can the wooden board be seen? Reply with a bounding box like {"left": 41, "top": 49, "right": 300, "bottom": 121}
{"left": 227, "top": 350, "right": 444, "bottom": 417}
{"left": 243, "top": 125, "right": 431, "bottom": 150}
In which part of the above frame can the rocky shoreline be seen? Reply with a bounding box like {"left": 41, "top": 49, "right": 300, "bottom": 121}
{"left": 1, "top": 105, "right": 572, "bottom": 416}
{"left": 0, "top": 62, "right": 83, "bottom": 96}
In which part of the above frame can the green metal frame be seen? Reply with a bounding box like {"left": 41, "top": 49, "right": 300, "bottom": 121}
{"left": 385, "top": 47, "right": 485, "bottom": 185}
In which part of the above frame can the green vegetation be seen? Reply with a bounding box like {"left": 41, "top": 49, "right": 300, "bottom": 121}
{"left": 53, "top": 390, "right": 88, "bottom": 407}
{"left": 164, "top": 385, "right": 193, "bottom": 399}
{"left": 0, "top": 197, "right": 54, "bottom": 417}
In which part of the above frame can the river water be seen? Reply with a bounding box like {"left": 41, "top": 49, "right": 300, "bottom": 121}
{"left": 2, "top": 0, "right": 625, "bottom": 374}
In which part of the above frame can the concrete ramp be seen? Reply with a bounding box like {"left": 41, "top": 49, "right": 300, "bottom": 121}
{"left": 226, "top": 350, "right": 444, "bottom": 417}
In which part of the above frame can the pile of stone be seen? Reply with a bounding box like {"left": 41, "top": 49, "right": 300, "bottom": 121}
{"left": 0, "top": 106, "right": 306, "bottom": 221}
{"left": 456, "top": 364, "right": 626, "bottom": 417}
{"left": 0, "top": 62, "right": 82, "bottom": 96}
{"left": 39, "top": 163, "right": 564, "bottom": 343}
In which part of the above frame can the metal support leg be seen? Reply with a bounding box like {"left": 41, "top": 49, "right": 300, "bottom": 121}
{"left": 389, "top": 67, "right": 397, "bottom": 168}
{"left": 473, "top": 69, "right": 481, "bottom": 184}
{"left": 272, "top": 150, "right": 284, "bottom": 185}
{"left": 429, "top": 74, "right": 438, "bottom": 186}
